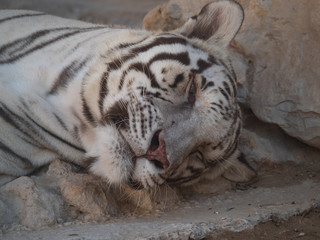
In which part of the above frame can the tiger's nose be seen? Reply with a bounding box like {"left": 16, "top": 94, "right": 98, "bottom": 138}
{"left": 145, "top": 130, "right": 169, "bottom": 169}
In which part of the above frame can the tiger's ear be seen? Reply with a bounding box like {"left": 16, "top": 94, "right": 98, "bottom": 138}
{"left": 175, "top": 0, "right": 244, "bottom": 47}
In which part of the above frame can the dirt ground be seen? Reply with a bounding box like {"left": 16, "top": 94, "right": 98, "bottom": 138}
{"left": 207, "top": 161, "right": 320, "bottom": 240}
{"left": 216, "top": 161, "right": 320, "bottom": 240}
{"left": 213, "top": 208, "right": 320, "bottom": 240}
{"left": 1, "top": 159, "right": 319, "bottom": 239}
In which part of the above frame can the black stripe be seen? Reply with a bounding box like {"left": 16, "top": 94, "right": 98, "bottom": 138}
{"left": 169, "top": 73, "right": 184, "bottom": 89}
{"left": 210, "top": 106, "right": 218, "bottom": 113}
{"left": 224, "top": 71, "right": 237, "bottom": 97}
{"left": 0, "top": 103, "right": 44, "bottom": 145}
{"left": 223, "top": 81, "right": 231, "bottom": 96}
{"left": 167, "top": 172, "right": 201, "bottom": 184}
{"left": 208, "top": 117, "right": 241, "bottom": 166}
{"left": 0, "top": 13, "right": 46, "bottom": 24}
{"left": 210, "top": 102, "right": 224, "bottom": 110}
{"left": 126, "top": 62, "right": 160, "bottom": 89}
{"left": 0, "top": 104, "right": 25, "bottom": 132}
{"left": 219, "top": 59, "right": 237, "bottom": 82}
{"left": 0, "top": 29, "right": 52, "bottom": 60}
{"left": 0, "top": 140, "right": 33, "bottom": 168}
{"left": 130, "top": 36, "right": 188, "bottom": 57}
{"left": 203, "top": 81, "right": 215, "bottom": 91}
{"left": 20, "top": 108, "right": 85, "bottom": 153}
{"left": 211, "top": 141, "right": 223, "bottom": 151}
{"left": 138, "top": 88, "right": 173, "bottom": 104}
{"left": 53, "top": 113, "right": 69, "bottom": 131}
{"left": 119, "top": 52, "right": 190, "bottom": 92}
{"left": 108, "top": 36, "right": 188, "bottom": 71}
{"left": 98, "top": 71, "right": 109, "bottom": 115}
{"left": 148, "top": 105, "right": 152, "bottom": 130}
{"left": 148, "top": 52, "right": 190, "bottom": 66}
{"left": 0, "top": 104, "right": 44, "bottom": 148}
{"left": 234, "top": 121, "right": 241, "bottom": 140}
{"left": 108, "top": 58, "right": 124, "bottom": 71}
{"left": 118, "top": 71, "right": 126, "bottom": 90}
{"left": 116, "top": 36, "right": 149, "bottom": 49}
{"left": 223, "top": 140, "right": 238, "bottom": 160}
{"left": 219, "top": 87, "right": 230, "bottom": 101}
{"left": 207, "top": 157, "right": 224, "bottom": 167}
{"left": 221, "top": 120, "right": 241, "bottom": 160}
{"left": 140, "top": 106, "right": 146, "bottom": 138}
{"left": 208, "top": 55, "right": 218, "bottom": 65}
{"left": 81, "top": 93, "right": 97, "bottom": 127}
{"left": 102, "top": 100, "right": 129, "bottom": 129}
{"left": 201, "top": 76, "right": 207, "bottom": 89}
{"left": 186, "top": 166, "right": 204, "bottom": 175}
{"left": 192, "top": 59, "right": 213, "bottom": 74}
{"left": 0, "top": 27, "right": 104, "bottom": 64}
{"left": 48, "top": 58, "right": 88, "bottom": 95}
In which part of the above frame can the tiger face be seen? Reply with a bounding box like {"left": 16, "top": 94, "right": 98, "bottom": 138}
{"left": 87, "top": 1, "right": 256, "bottom": 189}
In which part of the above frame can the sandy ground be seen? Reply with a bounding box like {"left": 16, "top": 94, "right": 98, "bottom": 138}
{"left": 1, "top": 160, "right": 320, "bottom": 239}
{"left": 213, "top": 208, "right": 320, "bottom": 240}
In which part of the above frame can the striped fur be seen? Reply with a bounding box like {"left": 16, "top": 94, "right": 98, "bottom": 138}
{"left": 0, "top": 1, "right": 255, "bottom": 189}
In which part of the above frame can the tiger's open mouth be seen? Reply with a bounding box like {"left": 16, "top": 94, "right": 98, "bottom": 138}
{"left": 137, "top": 130, "right": 169, "bottom": 169}
{"left": 126, "top": 130, "right": 170, "bottom": 190}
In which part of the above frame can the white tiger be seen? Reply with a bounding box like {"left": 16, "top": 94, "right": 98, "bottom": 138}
{"left": 0, "top": 1, "right": 256, "bottom": 189}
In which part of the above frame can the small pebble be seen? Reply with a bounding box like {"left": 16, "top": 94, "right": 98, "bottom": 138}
{"left": 226, "top": 207, "right": 234, "bottom": 212}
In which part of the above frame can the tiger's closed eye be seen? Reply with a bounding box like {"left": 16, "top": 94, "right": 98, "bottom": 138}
{"left": 188, "top": 76, "right": 196, "bottom": 105}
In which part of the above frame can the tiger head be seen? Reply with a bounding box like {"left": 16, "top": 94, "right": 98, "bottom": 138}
{"left": 87, "top": 0, "right": 256, "bottom": 189}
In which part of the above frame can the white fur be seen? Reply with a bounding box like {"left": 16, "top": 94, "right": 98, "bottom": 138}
{"left": 0, "top": 1, "right": 255, "bottom": 189}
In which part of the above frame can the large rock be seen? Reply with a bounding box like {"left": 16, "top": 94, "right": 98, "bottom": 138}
{"left": 240, "top": 110, "right": 320, "bottom": 165}
{"left": 236, "top": 0, "right": 320, "bottom": 149}
{"left": 0, "top": 160, "right": 121, "bottom": 228}
{"left": 47, "top": 160, "right": 120, "bottom": 222}
{"left": 143, "top": 0, "right": 213, "bottom": 31}
{"left": 0, "top": 176, "right": 64, "bottom": 228}
{"left": 143, "top": 0, "right": 320, "bottom": 149}
{"left": 0, "top": 160, "right": 182, "bottom": 229}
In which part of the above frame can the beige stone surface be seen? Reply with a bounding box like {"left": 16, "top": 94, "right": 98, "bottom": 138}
{"left": 49, "top": 160, "right": 120, "bottom": 221}
{"left": 0, "top": 160, "right": 181, "bottom": 228}
{"left": 236, "top": 0, "right": 320, "bottom": 149}
{"left": 0, "top": 176, "right": 64, "bottom": 228}
{"left": 2, "top": 176, "right": 320, "bottom": 239}
{"left": 143, "top": 0, "right": 213, "bottom": 31}
{"left": 240, "top": 110, "right": 320, "bottom": 164}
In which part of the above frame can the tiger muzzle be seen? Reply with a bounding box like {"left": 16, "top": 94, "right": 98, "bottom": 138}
{"left": 138, "top": 130, "right": 169, "bottom": 170}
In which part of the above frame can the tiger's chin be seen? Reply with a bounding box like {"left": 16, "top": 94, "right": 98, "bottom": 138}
{"left": 88, "top": 154, "right": 133, "bottom": 186}
{"left": 88, "top": 150, "right": 167, "bottom": 190}
{"left": 129, "top": 158, "right": 166, "bottom": 190}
